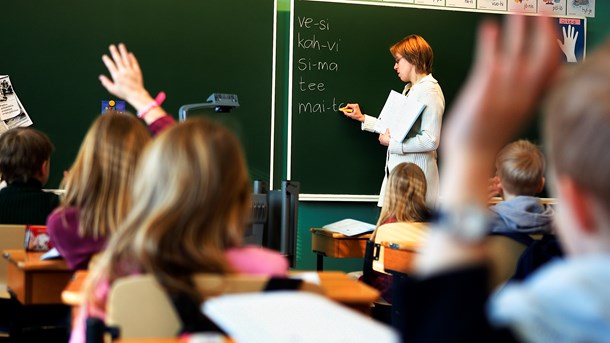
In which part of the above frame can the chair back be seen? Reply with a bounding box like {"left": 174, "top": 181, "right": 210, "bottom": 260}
{"left": 106, "top": 273, "right": 323, "bottom": 340}
{"left": 371, "top": 222, "right": 428, "bottom": 274}
{"left": 0, "top": 225, "right": 26, "bottom": 289}
{"left": 486, "top": 234, "right": 529, "bottom": 287}
{"left": 106, "top": 275, "right": 181, "bottom": 339}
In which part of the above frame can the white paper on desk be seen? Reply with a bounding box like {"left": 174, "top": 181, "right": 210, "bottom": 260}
{"left": 290, "top": 271, "right": 321, "bottom": 285}
{"left": 40, "top": 247, "right": 62, "bottom": 260}
{"left": 323, "top": 218, "right": 375, "bottom": 237}
{"left": 374, "top": 90, "right": 425, "bottom": 143}
{"left": 202, "top": 292, "right": 399, "bottom": 343}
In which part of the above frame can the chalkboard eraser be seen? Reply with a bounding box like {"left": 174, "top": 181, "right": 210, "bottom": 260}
{"left": 339, "top": 107, "right": 353, "bottom": 113}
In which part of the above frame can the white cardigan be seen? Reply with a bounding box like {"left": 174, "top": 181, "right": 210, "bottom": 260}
{"left": 362, "top": 74, "right": 445, "bottom": 207}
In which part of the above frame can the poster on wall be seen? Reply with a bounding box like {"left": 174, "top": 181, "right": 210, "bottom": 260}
{"left": 446, "top": 0, "right": 476, "bottom": 8}
{"left": 414, "top": 0, "right": 446, "bottom": 6}
{"left": 538, "top": 0, "right": 567, "bottom": 15}
{"left": 0, "top": 75, "right": 33, "bottom": 134}
{"left": 508, "top": 0, "right": 537, "bottom": 13}
{"left": 478, "top": 0, "right": 508, "bottom": 11}
{"left": 567, "top": 0, "right": 595, "bottom": 17}
{"left": 555, "top": 17, "right": 586, "bottom": 63}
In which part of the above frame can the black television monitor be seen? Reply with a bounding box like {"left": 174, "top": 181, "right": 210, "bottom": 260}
{"left": 244, "top": 180, "right": 300, "bottom": 267}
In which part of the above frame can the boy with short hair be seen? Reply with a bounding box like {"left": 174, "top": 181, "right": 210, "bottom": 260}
{"left": 0, "top": 127, "right": 59, "bottom": 224}
{"left": 489, "top": 139, "right": 554, "bottom": 235}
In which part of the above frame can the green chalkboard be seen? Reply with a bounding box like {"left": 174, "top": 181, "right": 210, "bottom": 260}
{"left": 3, "top": 0, "right": 274, "bottom": 188}
{"left": 290, "top": 0, "right": 490, "bottom": 197}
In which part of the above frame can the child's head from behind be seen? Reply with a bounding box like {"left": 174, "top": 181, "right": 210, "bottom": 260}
{"left": 0, "top": 127, "right": 54, "bottom": 185}
{"left": 495, "top": 140, "right": 545, "bottom": 197}
{"left": 544, "top": 41, "right": 610, "bottom": 253}
{"left": 63, "top": 112, "right": 151, "bottom": 239}
{"left": 100, "top": 118, "right": 251, "bottom": 297}
{"left": 379, "top": 162, "right": 430, "bottom": 225}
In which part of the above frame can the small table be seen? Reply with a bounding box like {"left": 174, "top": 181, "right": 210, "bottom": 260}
{"left": 2, "top": 249, "right": 72, "bottom": 305}
{"left": 310, "top": 228, "right": 371, "bottom": 271}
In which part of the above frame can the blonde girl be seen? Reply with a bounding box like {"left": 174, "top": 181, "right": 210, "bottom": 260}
{"left": 69, "top": 118, "right": 287, "bottom": 343}
{"left": 47, "top": 113, "right": 154, "bottom": 270}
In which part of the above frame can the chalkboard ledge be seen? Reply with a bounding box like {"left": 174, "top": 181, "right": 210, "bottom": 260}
{"left": 299, "top": 194, "right": 379, "bottom": 202}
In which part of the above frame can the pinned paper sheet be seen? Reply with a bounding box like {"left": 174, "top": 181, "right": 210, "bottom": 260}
{"left": 0, "top": 75, "right": 33, "bottom": 134}
{"left": 374, "top": 90, "right": 425, "bottom": 143}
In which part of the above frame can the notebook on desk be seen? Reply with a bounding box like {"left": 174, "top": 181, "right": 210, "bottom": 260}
{"left": 323, "top": 218, "right": 375, "bottom": 237}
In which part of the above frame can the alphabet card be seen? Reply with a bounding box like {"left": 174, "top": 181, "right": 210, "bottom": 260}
{"left": 508, "top": 0, "right": 537, "bottom": 13}
{"left": 568, "top": 0, "right": 594, "bottom": 17}
{"left": 478, "top": 0, "right": 508, "bottom": 11}
{"left": 446, "top": 0, "right": 476, "bottom": 9}
{"left": 538, "top": 0, "right": 567, "bottom": 15}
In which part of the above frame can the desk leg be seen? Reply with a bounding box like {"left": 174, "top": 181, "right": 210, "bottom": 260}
{"left": 316, "top": 253, "right": 324, "bottom": 271}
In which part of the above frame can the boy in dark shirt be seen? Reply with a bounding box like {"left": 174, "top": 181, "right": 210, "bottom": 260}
{"left": 0, "top": 127, "right": 59, "bottom": 224}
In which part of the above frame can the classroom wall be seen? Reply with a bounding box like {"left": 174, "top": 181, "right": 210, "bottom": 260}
{"left": 283, "top": 0, "right": 610, "bottom": 272}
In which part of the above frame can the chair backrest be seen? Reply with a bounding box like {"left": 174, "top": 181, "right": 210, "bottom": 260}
{"left": 106, "top": 275, "right": 181, "bottom": 339}
{"left": 371, "top": 222, "right": 428, "bottom": 274}
{"left": 106, "top": 273, "right": 323, "bottom": 340}
{"left": 486, "top": 235, "right": 529, "bottom": 288}
{"left": 0, "top": 224, "right": 26, "bottom": 288}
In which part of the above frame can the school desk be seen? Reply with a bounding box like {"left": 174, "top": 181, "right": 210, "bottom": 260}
{"left": 62, "top": 270, "right": 380, "bottom": 315}
{"left": 310, "top": 228, "right": 371, "bottom": 271}
{"left": 2, "top": 249, "right": 72, "bottom": 305}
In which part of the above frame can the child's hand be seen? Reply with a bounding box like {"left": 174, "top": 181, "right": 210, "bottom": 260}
{"left": 488, "top": 176, "right": 503, "bottom": 199}
{"left": 99, "top": 43, "right": 154, "bottom": 111}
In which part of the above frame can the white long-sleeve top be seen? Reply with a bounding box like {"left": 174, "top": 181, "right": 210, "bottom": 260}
{"left": 362, "top": 74, "right": 445, "bottom": 207}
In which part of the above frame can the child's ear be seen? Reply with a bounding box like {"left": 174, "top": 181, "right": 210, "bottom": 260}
{"left": 38, "top": 159, "right": 51, "bottom": 183}
{"left": 558, "top": 176, "right": 596, "bottom": 234}
{"left": 537, "top": 177, "right": 546, "bottom": 194}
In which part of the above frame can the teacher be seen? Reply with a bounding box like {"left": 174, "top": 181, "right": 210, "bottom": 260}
{"left": 342, "top": 35, "right": 444, "bottom": 207}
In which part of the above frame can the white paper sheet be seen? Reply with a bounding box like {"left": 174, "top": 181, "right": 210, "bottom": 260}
{"left": 202, "top": 292, "right": 399, "bottom": 343}
{"left": 0, "top": 75, "right": 33, "bottom": 134}
{"left": 323, "top": 218, "right": 375, "bottom": 236}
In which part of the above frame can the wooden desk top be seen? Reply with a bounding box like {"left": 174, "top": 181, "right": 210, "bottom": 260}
{"left": 310, "top": 228, "right": 371, "bottom": 240}
{"left": 3, "top": 249, "right": 69, "bottom": 271}
{"left": 62, "top": 270, "right": 87, "bottom": 306}
{"left": 62, "top": 270, "right": 379, "bottom": 307}
{"left": 315, "top": 271, "right": 379, "bottom": 304}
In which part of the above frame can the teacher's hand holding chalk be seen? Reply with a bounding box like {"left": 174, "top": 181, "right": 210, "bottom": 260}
{"left": 340, "top": 103, "right": 365, "bottom": 122}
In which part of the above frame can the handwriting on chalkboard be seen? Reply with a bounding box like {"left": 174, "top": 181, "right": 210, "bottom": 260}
{"left": 295, "top": 16, "right": 348, "bottom": 115}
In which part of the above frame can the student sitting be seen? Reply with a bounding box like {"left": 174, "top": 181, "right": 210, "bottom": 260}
{"left": 47, "top": 113, "right": 154, "bottom": 270}
{"left": 69, "top": 118, "right": 288, "bottom": 343}
{"left": 489, "top": 139, "right": 554, "bottom": 237}
{"left": 396, "top": 16, "right": 610, "bottom": 342}
{"left": 485, "top": 140, "right": 561, "bottom": 285}
{"left": 0, "top": 127, "right": 58, "bottom": 224}
{"left": 362, "top": 162, "right": 431, "bottom": 304}
{"left": 47, "top": 43, "right": 175, "bottom": 270}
